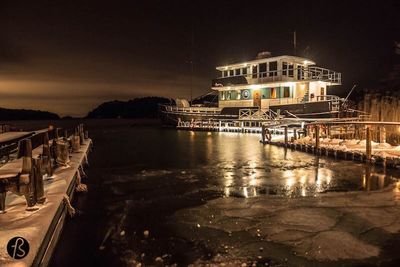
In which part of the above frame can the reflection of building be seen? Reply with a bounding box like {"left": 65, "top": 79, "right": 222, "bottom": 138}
{"left": 160, "top": 52, "right": 344, "bottom": 127}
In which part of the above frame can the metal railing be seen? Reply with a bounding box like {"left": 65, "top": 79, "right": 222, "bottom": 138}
{"left": 161, "top": 105, "right": 221, "bottom": 114}
{"left": 0, "top": 124, "right": 11, "bottom": 134}
{"left": 239, "top": 109, "right": 277, "bottom": 121}
{"left": 316, "top": 95, "right": 341, "bottom": 101}
{"left": 213, "top": 66, "right": 341, "bottom": 87}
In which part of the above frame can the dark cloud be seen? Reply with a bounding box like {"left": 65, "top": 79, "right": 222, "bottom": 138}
{"left": 0, "top": 0, "right": 399, "bottom": 116}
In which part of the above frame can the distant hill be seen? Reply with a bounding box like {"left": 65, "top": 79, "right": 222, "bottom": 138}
{"left": 87, "top": 97, "right": 172, "bottom": 119}
{"left": 0, "top": 107, "right": 60, "bottom": 120}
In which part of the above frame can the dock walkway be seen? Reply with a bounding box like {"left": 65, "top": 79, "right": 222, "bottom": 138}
{"left": 0, "top": 137, "right": 92, "bottom": 266}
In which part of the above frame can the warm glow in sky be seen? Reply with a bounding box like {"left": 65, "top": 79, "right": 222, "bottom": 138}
{"left": 0, "top": 1, "right": 397, "bottom": 117}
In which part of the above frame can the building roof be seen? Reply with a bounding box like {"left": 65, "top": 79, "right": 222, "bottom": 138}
{"left": 216, "top": 55, "right": 316, "bottom": 71}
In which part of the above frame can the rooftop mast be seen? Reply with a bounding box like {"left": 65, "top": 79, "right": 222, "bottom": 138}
{"left": 190, "top": 28, "right": 194, "bottom": 105}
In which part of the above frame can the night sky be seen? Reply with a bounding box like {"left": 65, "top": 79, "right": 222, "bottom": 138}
{"left": 0, "top": 0, "right": 399, "bottom": 117}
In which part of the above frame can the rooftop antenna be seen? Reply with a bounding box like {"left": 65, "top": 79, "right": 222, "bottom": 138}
{"left": 293, "top": 31, "right": 297, "bottom": 56}
{"left": 190, "top": 28, "right": 194, "bottom": 105}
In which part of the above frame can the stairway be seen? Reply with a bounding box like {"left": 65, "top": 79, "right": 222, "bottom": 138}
{"left": 301, "top": 88, "right": 310, "bottom": 102}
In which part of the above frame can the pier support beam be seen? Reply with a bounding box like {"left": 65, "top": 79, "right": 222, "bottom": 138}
{"left": 284, "top": 126, "right": 288, "bottom": 146}
{"left": 379, "top": 127, "right": 386, "bottom": 143}
{"left": 354, "top": 125, "right": 360, "bottom": 140}
{"left": 366, "top": 127, "right": 372, "bottom": 162}
{"left": 261, "top": 125, "right": 266, "bottom": 143}
{"left": 315, "top": 125, "right": 320, "bottom": 149}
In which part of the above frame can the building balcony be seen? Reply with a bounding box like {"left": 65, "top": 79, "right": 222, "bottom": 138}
{"left": 212, "top": 66, "right": 341, "bottom": 88}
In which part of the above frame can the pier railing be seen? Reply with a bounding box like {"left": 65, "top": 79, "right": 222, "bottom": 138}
{"left": 0, "top": 124, "right": 11, "bottom": 134}
{"left": 162, "top": 105, "right": 221, "bottom": 114}
{"left": 212, "top": 66, "right": 341, "bottom": 87}
{"left": 239, "top": 108, "right": 277, "bottom": 121}
{"left": 0, "top": 124, "right": 90, "bottom": 213}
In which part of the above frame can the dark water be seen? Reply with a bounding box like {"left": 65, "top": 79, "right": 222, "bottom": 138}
{"left": 41, "top": 120, "right": 399, "bottom": 266}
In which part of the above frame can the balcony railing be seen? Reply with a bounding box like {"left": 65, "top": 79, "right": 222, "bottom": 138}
{"left": 160, "top": 104, "right": 222, "bottom": 114}
{"left": 212, "top": 66, "right": 341, "bottom": 87}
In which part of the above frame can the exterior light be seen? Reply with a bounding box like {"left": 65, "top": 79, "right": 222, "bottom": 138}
{"left": 250, "top": 84, "right": 261, "bottom": 90}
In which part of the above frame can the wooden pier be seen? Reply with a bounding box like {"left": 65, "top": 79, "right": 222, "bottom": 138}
{"left": 0, "top": 124, "right": 92, "bottom": 266}
{"left": 261, "top": 121, "right": 400, "bottom": 168}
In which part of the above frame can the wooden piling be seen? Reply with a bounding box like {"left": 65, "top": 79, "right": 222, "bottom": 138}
{"left": 284, "top": 126, "right": 288, "bottom": 146}
{"left": 315, "top": 125, "right": 320, "bottom": 149}
{"left": 42, "top": 132, "right": 53, "bottom": 177}
{"left": 379, "top": 127, "right": 386, "bottom": 143}
{"left": 366, "top": 127, "right": 372, "bottom": 162}
{"left": 261, "top": 125, "right": 266, "bottom": 143}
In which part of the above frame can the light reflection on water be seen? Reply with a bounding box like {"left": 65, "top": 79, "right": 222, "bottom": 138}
{"left": 45, "top": 123, "right": 400, "bottom": 267}
{"left": 188, "top": 131, "right": 399, "bottom": 199}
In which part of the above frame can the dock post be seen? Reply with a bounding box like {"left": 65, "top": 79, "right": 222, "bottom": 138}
{"left": 33, "top": 158, "right": 46, "bottom": 204}
{"left": 366, "top": 127, "right": 372, "bottom": 162}
{"left": 293, "top": 129, "right": 297, "bottom": 141}
{"left": 379, "top": 127, "right": 386, "bottom": 143}
{"left": 0, "top": 187, "right": 5, "bottom": 213}
{"left": 42, "top": 132, "right": 53, "bottom": 178}
{"left": 327, "top": 125, "right": 331, "bottom": 139}
{"left": 79, "top": 126, "right": 85, "bottom": 145}
{"left": 55, "top": 128, "right": 60, "bottom": 139}
{"left": 284, "top": 126, "right": 288, "bottom": 146}
{"left": 261, "top": 125, "right": 266, "bottom": 143}
{"left": 354, "top": 125, "right": 359, "bottom": 140}
{"left": 19, "top": 139, "right": 36, "bottom": 210}
{"left": 219, "top": 120, "right": 222, "bottom": 132}
{"left": 315, "top": 125, "right": 320, "bottom": 150}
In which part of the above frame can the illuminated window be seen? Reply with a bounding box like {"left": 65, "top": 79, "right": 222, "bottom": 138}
{"left": 262, "top": 88, "right": 271, "bottom": 99}
{"left": 288, "top": 63, "right": 294, "bottom": 77}
{"left": 282, "top": 62, "right": 288, "bottom": 76}
{"left": 283, "top": 86, "right": 290, "bottom": 98}
{"left": 269, "top": 61, "right": 277, "bottom": 76}
{"left": 271, "top": 88, "right": 277, "bottom": 98}
{"left": 259, "top": 63, "right": 267, "bottom": 77}
{"left": 226, "top": 91, "right": 232, "bottom": 100}
{"left": 252, "top": 65, "right": 258, "bottom": 78}
{"left": 320, "top": 87, "right": 325, "bottom": 95}
{"left": 230, "top": 90, "right": 238, "bottom": 100}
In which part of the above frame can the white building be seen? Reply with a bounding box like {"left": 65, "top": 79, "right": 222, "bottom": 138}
{"left": 211, "top": 52, "right": 341, "bottom": 111}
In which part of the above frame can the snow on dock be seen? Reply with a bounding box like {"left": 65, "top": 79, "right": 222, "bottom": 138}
{"left": 0, "top": 136, "right": 92, "bottom": 266}
{"left": 261, "top": 120, "right": 400, "bottom": 167}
